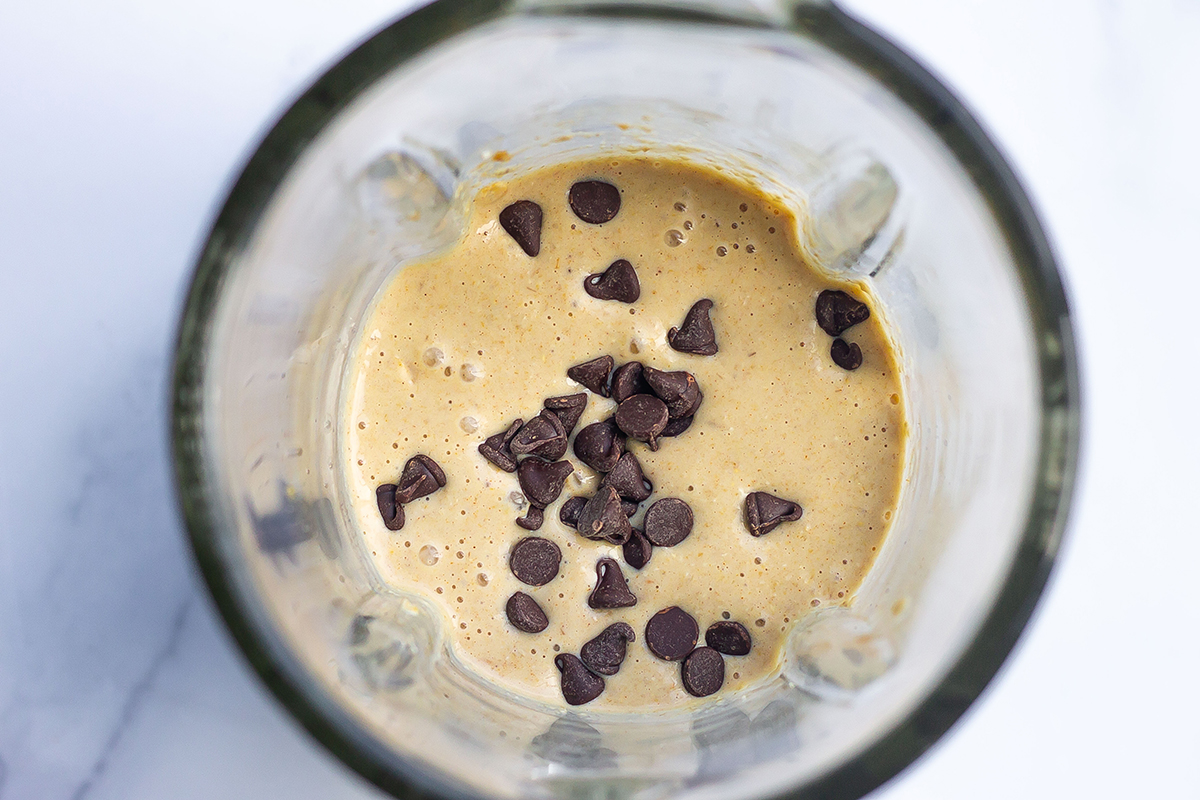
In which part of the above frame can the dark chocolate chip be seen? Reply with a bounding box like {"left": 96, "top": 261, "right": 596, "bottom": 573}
{"left": 615, "top": 394, "right": 669, "bottom": 450}
{"left": 516, "top": 505, "right": 545, "bottom": 531}
{"left": 815, "top": 289, "right": 870, "bottom": 336}
{"left": 830, "top": 338, "right": 863, "bottom": 370}
{"left": 743, "top": 491, "right": 804, "bottom": 537}
{"left": 479, "top": 418, "right": 523, "bottom": 473}
{"left": 499, "top": 200, "right": 543, "bottom": 257}
{"left": 510, "top": 410, "right": 568, "bottom": 460}
{"left": 643, "top": 498, "right": 693, "bottom": 547}
{"left": 645, "top": 606, "right": 699, "bottom": 661}
{"left": 506, "top": 592, "right": 549, "bottom": 633}
{"left": 509, "top": 537, "right": 562, "bottom": 586}
{"left": 580, "top": 622, "right": 636, "bottom": 676}
{"left": 622, "top": 500, "right": 639, "bottom": 517}
{"left": 375, "top": 484, "right": 404, "bottom": 531}
{"left": 611, "top": 361, "right": 651, "bottom": 403}
{"left": 705, "top": 621, "right": 752, "bottom": 656}
{"left": 681, "top": 647, "right": 725, "bottom": 697}
{"left": 395, "top": 454, "right": 447, "bottom": 504}
{"left": 518, "top": 459, "right": 574, "bottom": 508}
{"left": 414, "top": 454, "right": 447, "bottom": 485}
{"left": 588, "top": 557, "right": 638, "bottom": 609}
{"left": 544, "top": 393, "right": 587, "bottom": 434}
{"left": 568, "top": 180, "right": 621, "bottom": 224}
{"left": 643, "top": 366, "right": 703, "bottom": 420}
{"left": 567, "top": 355, "right": 614, "bottom": 397}
{"left": 575, "top": 487, "right": 632, "bottom": 545}
{"left": 600, "top": 452, "right": 653, "bottom": 502}
{"left": 667, "top": 299, "right": 718, "bottom": 356}
{"left": 555, "top": 653, "right": 605, "bottom": 705}
{"left": 559, "top": 495, "right": 587, "bottom": 529}
{"left": 660, "top": 414, "right": 694, "bottom": 438}
{"left": 573, "top": 418, "right": 624, "bottom": 472}
{"left": 622, "top": 527, "right": 653, "bottom": 570}
{"left": 584, "top": 259, "right": 640, "bottom": 303}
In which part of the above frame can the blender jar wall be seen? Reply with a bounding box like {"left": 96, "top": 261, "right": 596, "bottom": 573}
{"left": 174, "top": 4, "right": 1077, "bottom": 800}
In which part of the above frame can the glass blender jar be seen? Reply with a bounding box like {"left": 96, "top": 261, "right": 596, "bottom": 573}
{"left": 172, "top": 1, "right": 1079, "bottom": 798}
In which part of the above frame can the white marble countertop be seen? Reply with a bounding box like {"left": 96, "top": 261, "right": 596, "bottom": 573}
{"left": 1, "top": 1, "right": 1196, "bottom": 798}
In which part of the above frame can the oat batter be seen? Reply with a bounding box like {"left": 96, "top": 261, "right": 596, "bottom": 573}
{"left": 344, "top": 156, "right": 905, "bottom": 710}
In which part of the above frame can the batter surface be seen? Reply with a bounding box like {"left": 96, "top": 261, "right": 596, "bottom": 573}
{"left": 344, "top": 156, "right": 905, "bottom": 709}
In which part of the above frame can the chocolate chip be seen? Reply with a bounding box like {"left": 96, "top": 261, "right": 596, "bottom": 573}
{"left": 743, "top": 491, "right": 803, "bottom": 537}
{"left": 415, "top": 454, "right": 447, "bottom": 486}
{"left": 705, "top": 621, "right": 752, "bottom": 656}
{"left": 575, "top": 487, "right": 632, "bottom": 545}
{"left": 499, "top": 200, "right": 543, "bottom": 257}
{"left": 573, "top": 418, "right": 624, "bottom": 472}
{"left": 510, "top": 410, "right": 568, "bottom": 460}
{"left": 568, "top": 180, "right": 621, "bottom": 224}
{"left": 584, "top": 258, "right": 640, "bottom": 303}
{"left": 660, "top": 415, "right": 694, "bottom": 438}
{"left": 815, "top": 289, "right": 870, "bottom": 336}
{"left": 567, "top": 355, "right": 613, "bottom": 397}
{"left": 830, "top": 338, "right": 863, "bottom": 370}
{"left": 518, "top": 459, "right": 574, "bottom": 508}
{"left": 622, "top": 527, "right": 653, "bottom": 570}
{"left": 395, "top": 454, "right": 447, "bottom": 504}
{"left": 588, "top": 557, "right": 637, "bottom": 609}
{"left": 611, "top": 361, "right": 651, "bottom": 403}
{"left": 544, "top": 393, "right": 587, "bottom": 434}
{"left": 614, "top": 394, "right": 669, "bottom": 450}
{"left": 643, "top": 366, "right": 702, "bottom": 420}
{"left": 479, "top": 418, "right": 523, "bottom": 473}
{"left": 509, "top": 537, "right": 562, "bottom": 586}
{"left": 555, "top": 653, "right": 605, "bottom": 705}
{"left": 506, "top": 592, "right": 549, "bottom": 633}
{"left": 559, "top": 495, "right": 587, "bottom": 529}
{"left": 645, "top": 606, "right": 699, "bottom": 661}
{"left": 681, "top": 647, "right": 725, "bottom": 697}
{"left": 375, "top": 484, "right": 404, "bottom": 530}
{"left": 516, "top": 505, "right": 545, "bottom": 531}
{"left": 644, "top": 498, "right": 693, "bottom": 547}
{"left": 600, "top": 452, "right": 652, "bottom": 502}
{"left": 622, "top": 500, "right": 639, "bottom": 517}
{"left": 667, "top": 299, "right": 718, "bottom": 356}
{"left": 580, "top": 622, "right": 635, "bottom": 676}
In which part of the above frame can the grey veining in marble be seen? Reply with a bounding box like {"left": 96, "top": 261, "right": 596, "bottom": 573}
{"left": 0, "top": 1, "right": 405, "bottom": 797}
{"left": 70, "top": 599, "right": 192, "bottom": 800}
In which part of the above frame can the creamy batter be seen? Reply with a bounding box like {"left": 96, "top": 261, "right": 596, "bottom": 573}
{"left": 344, "top": 156, "right": 905, "bottom": 710}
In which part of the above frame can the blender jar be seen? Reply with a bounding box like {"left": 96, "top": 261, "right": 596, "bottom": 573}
{"left": 171, "top": 1, "right": 1079, "bottom": 798}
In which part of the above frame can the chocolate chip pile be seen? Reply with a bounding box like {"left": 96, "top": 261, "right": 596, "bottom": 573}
{"left": 480, "top": 336, "right": 775, "bottom": 705}
{"left": 478, "top": 348, "right": 741, "bottom": 703}
{"left": 493, "top": 176, "right": 739, "bottom": 703}
{"left": 374, "top": 177, "right": 875, "bottom": 706}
